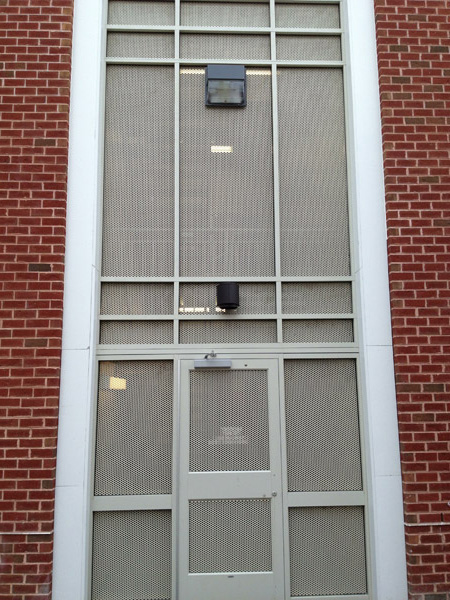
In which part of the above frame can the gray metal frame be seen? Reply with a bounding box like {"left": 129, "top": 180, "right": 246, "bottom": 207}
{"left": 87, "top": 0, "right": 374, "bottom": 598}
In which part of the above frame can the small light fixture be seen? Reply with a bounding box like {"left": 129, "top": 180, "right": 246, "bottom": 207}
{"left": 217, "top": 282, "right": 240, "bottom": 310}
{"left": 109, "top": 376, "right": 126, "bottom": 390}
{"left": 205, "top": 65, "right": 247, "bottom": 107}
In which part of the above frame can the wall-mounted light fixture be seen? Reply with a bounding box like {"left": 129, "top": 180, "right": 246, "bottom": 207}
{"left": 205, "top": 65, "right": 247, "bottom": 107}
{"left": 217, "top": 282, "right": 240, "bottom": 310}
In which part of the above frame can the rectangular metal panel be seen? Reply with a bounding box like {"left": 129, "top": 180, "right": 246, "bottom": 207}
{"left": 108, "top": 0, "right": 174, "bottom": 26}
{"left": 181, "top": 2, "right": 270, "bottom": 27}
{"left": 101, "top": 283, "right": 173, "bottom": 315}
{"left": 179, "top": 282, "right": 276, "bottom": 315}
{"left": 107, "top": 33, "right": 174, "bottom": 59}
{"left": 92, "top": 510, "right": 172, "bottom": 600}
{"left": 282, "top": 282, "right": 352, "bottom": 314}
{"left": 189, "top": 369, "right": 270, "bottom": 471}
{"left": 275, "top": 3, "right": 340, "bottom": 28}
{"left": 179, "top": 320, "right": 277, "bottom": 343}
{"left": 179, "top": 69, "right": 274, "bottom": 277}
{"left": 284, "top": 359, "right": 362, "bottom": 492}
{"left": 289, "top": 506, "right": 367, "bottom": 596}
{"left": 278, "top": 68, "right": 350, "bottom": 276}
{"left": 282, "top": 319, "right": 354, "bottom": 343}
{"left": 189, "top": 499, "right": 272, "bottom": 573}
{"left": 95, "top": 361, "right": 173, "bottom": 496}
{"left": 180, "top": 34, "right": 271, "bottom": 60}
{"left": 102, "top": 66, "right": 174, "bottom": 277}
{"left": 276, "top": 35, "right": 341, "bottom": 61}
{"left": 99, "top": 320, "right": 173, "bottom": 344}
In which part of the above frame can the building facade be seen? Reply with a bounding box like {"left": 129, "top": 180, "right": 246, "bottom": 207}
{"left": 0, "top": 1, "right": 449, "bottom": 599}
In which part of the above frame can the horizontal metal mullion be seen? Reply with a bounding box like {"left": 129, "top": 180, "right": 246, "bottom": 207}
{"left": 291, "top": 596, "right": 368, "bottom": 600}
{"left": 99, "top": 314, "right": 354, "bottom": 320}
{"left": 100, "top": 276, "right": 354, "bottom": 283}
{"left": 96, "top": 349, "right": 359, "bottom": 360}
{"left": 107, "top": 25, "right": 175, "bottom": 33}
{"left": 105, "top": 58, "right": 343, "bottom": 67}
{"left": 99, "top": 315, "right": 173, "bottom": 321}
{"left": 97, "top": 342, "right": 358, "bottom": 353}
{"left": 282, "top": 313, "right": 353, "bottom": 320}
{"left": 287, "top": 491, "right": 365, "bottom": 507}
{"left": 92, "top": 495, "right": 172, "bottom": 512}
{"left": 107, "top": 25, "right": 342, "bottom": 35}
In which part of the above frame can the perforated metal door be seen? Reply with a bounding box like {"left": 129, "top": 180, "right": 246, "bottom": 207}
{"left": 178, "top": 359, "right": 284, "bottom": 600}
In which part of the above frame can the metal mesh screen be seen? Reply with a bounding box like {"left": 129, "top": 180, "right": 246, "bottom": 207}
{"left": 179, "top": 283, "right": 276, "bottom": 315}
{"left": 278, "top": 68, "right": 350, "bottom": 276}
{"left": 275, "top": 3, "right": 340, "bottom": 28}
{"left": 106, "top": 33, "right": 174, "bottom": 59}
{"left": 108, "top": 0, "right": 174, "bottom": 25}
{"left": 189, "top": 499, "right": 272, "bottom": 573}
{"left": 95, "top": 361, "right": 173, "bottom": 495}
{"left": 101, "top": 283, "right": 173, "bottom": 315}
{"left": 289, "top": 506, "right": 367, "bottom": 596}
{"left": 282, "top": 282, "right": 352, "bottom": 314}
{"left": 179, "top": 320, "right": 277, "bottom": 344}
{"left": 284, "top": 359, "right": 362, "bottom": 492}
{"left": 282, "top": 319, "right": 353, "bottom": 343}
{"left": 99, "top": 321, "right": 173, "bottom": 344}
{"left": 180, "top": 34, "right": 271, "bottom": 60}
{"left": 276, "top": 35, "right": 341, "bottom": 61}
{"left": 180, "top": 70, "right": 274, "bottom": 277}
{"left": 92, "top": 510, "right": 171, "bottom": 600}
{"left": 103, "top": 66, "right": 174, "bottom": 277}
{"left": 189, "top": 369, "right": 270, "bottom": 471}
{"left": 181, "top": 2, "right": 269, "bottom": 27}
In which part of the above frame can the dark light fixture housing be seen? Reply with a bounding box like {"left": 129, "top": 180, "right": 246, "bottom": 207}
{"left": 205, "top": 65, "right": 247, "bottom": 107}
{"left": 217, "top": 282, "right": 240, "bottom": 310}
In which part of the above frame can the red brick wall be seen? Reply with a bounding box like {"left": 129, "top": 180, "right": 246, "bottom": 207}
{"left": 374, "top": 0, "right": 450, "bottom": 598}
{"left": 0, "top": 1, "right": 73, "bottom": 598}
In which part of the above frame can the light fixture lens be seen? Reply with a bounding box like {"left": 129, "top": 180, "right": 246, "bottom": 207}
{"left": 206, "top": 79, "right": 245, "bottom": 106}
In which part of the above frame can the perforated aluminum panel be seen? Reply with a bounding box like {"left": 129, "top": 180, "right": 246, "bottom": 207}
{"left": 278, "top": 69, "right": 350, "bottom": 276}
{"left": 108, "top": 0, "right": 174, "bottom": 26}
{"left": 276, "top": 35, "right": 341, "bottom": 61}
{"left": 282, "top": 319, "right": 353, "bottom": 343}
{"left": 95, "top": 361, "right": 173, "bottom": 495}
{"left": 99, "top": 321, "right": 173, "bottom": 344}
{"left": 103, "top": 66, "right": 174, "bottom": 277}
{"left": 181, "top": 2, "right": 270, "bottom": 27}
{"left": 275, "top": 3, "right": 340, "bottom": 28}
{"left": 289, "top": 506, "right": 367, "bottom": 596}
{"left": 284, "top": 359, "right": 362, "bottom": 492}
{"left": 101, "top": 283, "right": 173, "bottom": 315}
{"left": 189, "top": 369, "right": 269, "bottom": 471}
{"left": 179, "top": 283, "right": 276, "bottom": 315}
{"left": 180, "top": 70, "right": 274, "bottom": 277}
{"left": 107, "top": 33, "right": 174, "bottom": 59}
{"left": 189, "top": 499, "right": 272, "bottom": 573}
{"left": 282, "top": 282, "right": 352, "bottom": 314}
{"left": 180, "top": 34, "right": 271, "bottom": 60}
{"left": 92, "top": 510, "right": 171, "bottom": 600}
{"left": 179, "top": 320, "right": 277, "bottom": 344}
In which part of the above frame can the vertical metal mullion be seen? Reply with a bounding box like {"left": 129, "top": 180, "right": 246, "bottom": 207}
{"left": 173, "top": 1, "right": 180, "bottom": 344}
{"left": 270, "top": 0, "right": 283, "bottom": 344}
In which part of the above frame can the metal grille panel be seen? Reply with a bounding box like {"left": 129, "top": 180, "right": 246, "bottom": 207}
{"left": 284, "top": 359, "right": 362, "bottom": 491}
{"left": 180, "top": 70, "right": 274, "bottom": 277}
{"left": 189, "top": 499, "right": 272, "bottom": 573}
{"left": 282, "top": 282, "right": 352, "bottom": 314}
{"left": 276, "top": 35, "right": 341, "bottom": 61}
{"left": 92, "top": 510, "right": 171, "bottom": 600}
{"left": 179, "top": 320, "right": 277, "bottom": 344}
{"left": 275, "top": 3, "right": 340, "bottom": 28}
{"left": 289, "top": 506, "right": 367, "bottom": 596}
{"left": 103, "top": 66, "right": 174, "bottom": 277}
{"left": 179, "top": 283, "right": 276, "bottom": 315}
{"left": 108, "top": 0, "right": 174, "bottom": 25}
{"left": 180, "top": 34, "right": 271, "bottom": 60}
{"left": 282, "top": 319, "right": 353, "bottom": 343}
{"left": 95, "top": 361, "right": 173, "bottom": 495}
{"left": 107, "top": 33, "right": 174, "bottom": 59}
{"left": 189, "top": 369, "right": 270, "bottom": 471}
{"left": 101, "top": 283, "right": 173, "bottom": 315}
{"left": 100, "top": 321, "right": 173, "bottom": 344}
{"left": 278, "top": 69, "right": 350, "bottom": 276}
{"left": 181, "top": 2, "right": 269, "bottom": 27}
